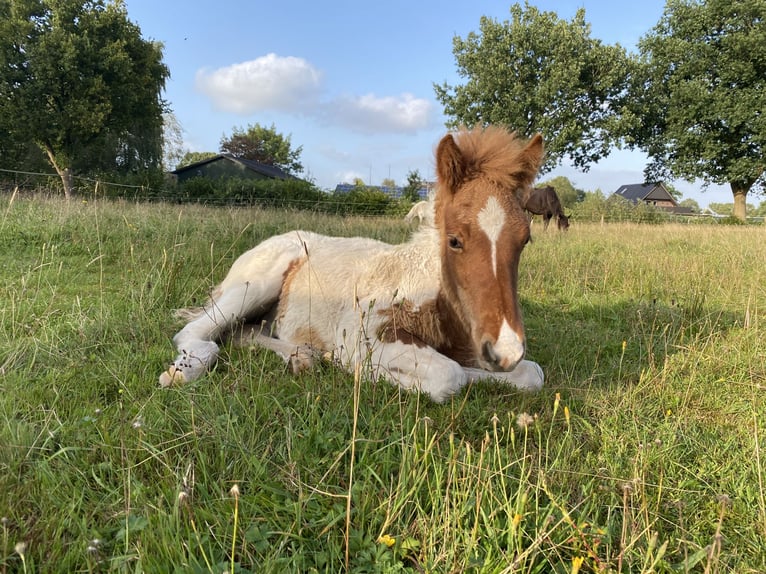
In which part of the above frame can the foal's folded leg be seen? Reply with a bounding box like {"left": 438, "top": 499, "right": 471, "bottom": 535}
{"left": 463, "top": 360, "right": 544, "bottom": 391}
{"left": 359, "top": 342, "right": 468, "bottom": 403}
{"left": 232, "top": 327, "right": 320, "bottom": 374}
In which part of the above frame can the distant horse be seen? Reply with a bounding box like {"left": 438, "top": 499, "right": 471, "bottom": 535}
{"left": 522, "top": 185, "right": 569, "bottom": 230}
{"left": 404, "top": 200, "right": 433, "bottom": 224}
{"left": 159, "top": 127, "right": 545, "bottom": 403}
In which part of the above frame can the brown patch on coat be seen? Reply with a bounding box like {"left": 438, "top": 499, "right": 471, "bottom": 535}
{"left": 377, "top": 296, "right": 478, "bottom": 366}
{"left": 291, "top": 325, "right": 329, "bottom": 352}
{"left": 275, "top": 257, "right": 305, "bottom": 324}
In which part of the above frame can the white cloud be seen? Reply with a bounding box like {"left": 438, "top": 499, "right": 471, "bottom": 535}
{"left": 323, "top": 93, "right": 435, "bottom": 134}
{"left": 195, "top": 54, "right": 436, "bottom": 136}
{"left": 195, "top": 53, "right": 322, "bottom": 114}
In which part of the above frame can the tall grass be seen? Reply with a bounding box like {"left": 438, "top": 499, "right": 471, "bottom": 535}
{"left": 0, "top": 195, "right": 764, "bottom": 572}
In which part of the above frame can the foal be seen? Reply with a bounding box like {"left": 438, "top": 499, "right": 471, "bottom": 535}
{"left": 160, "top": 126, "right": 545, "bottom": 402}
{"left": 522, "top": 185, "right": 570, "bottom": 230}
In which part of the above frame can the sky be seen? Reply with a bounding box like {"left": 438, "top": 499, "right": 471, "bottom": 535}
{"left": 123, "top": 0, "right": 736, "bottom": 208}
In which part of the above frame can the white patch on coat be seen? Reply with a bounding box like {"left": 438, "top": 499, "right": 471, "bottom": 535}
{"left": 494, "top": 319, "right": 525, "bottom": 368}
{"left": 477, "top": 196, "right": 506, "bottom": 275}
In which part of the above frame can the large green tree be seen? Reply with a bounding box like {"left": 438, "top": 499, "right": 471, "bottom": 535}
{"left": 220, "top": 123, "right": 304, "bottom": 175}
{"left": 434, "top": 2, "right": 630, "bottom": 172}
{"left": 622, "top": 0, "right": 766, "bottom": 220}
{"left": 0, "top": 0, "right": 169, "bottom": 197}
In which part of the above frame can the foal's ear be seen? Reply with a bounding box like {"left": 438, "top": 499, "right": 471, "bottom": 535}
{"left": 516, "top": 134, "right": 545, "bottom": 186}
{"left": 435, "top": 133, "right": 466, "bottom": 194}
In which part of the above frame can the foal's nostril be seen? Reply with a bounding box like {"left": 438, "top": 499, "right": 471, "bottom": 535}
{"left": 482, "top": 340, "right": 500, "bottom": 366}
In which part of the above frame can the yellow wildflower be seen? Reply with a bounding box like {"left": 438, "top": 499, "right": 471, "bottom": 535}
{"left": 378, "top": 534, "right": 396, "bottom": 547}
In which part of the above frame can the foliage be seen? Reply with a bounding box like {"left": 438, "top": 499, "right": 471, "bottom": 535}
{"left": 679, "top": 197, "right": 701, "bottom": 212}
{"left": 322, "top": 184, "right": 395, "bottom": 216}
{"left": 620, "top": 0, "right": 766, "bottom": 220}
{"left": 176, "top": 151, "right": 218, "bottom": 169}
{"left": 171, "top": 176, "right": 323, "bottom": 208}
{"left": 434, "top": 1, "right": 630, "bottom": 173}
{"left": 402, "top": 169, "right": 424, "bottom": 202}
{"left": 0, "top": 0, "right": 170, "bottom": 198}
{"left": 1, "top": 196, "right": 765, "bottom": 572}
{"left": 161, "top": 112, "right": 186, "bottom": 171}
{"left": 219, "top": 123, "right": 304, "bottom": 175}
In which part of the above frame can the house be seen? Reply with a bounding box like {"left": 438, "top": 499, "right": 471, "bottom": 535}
{"left": 171, "top": 154, "right": 297, "bottom": 183}
{"left": 613, "top": 182, "right": 677, "bottom": 208}
{"left": 612, "top": 182, "right": 694, "bottom": 215}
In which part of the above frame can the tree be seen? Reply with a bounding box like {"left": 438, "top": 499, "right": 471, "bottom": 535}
{"left": 177, "top": 151, "right": 218, "bottom": 169}
{"left": 162, "top": 112, "right": 186, "bottom": 171}
{"left": 664, "top": 183, "right": 683, "bottom": 203}
{"left": 0, "top": 0, "right": 169, "bottom": 198}
{"left": 219, "top": 123, "right": 303, "bottom": 175}
{"left": 434, "top": 2, "right": 630, "bottom": 173}
{"left": 679, "top": 198, "right": 701, "bottom": 212}
{"left": 622, "top": 0, "right": 766, "bottom": 220}
{"left": 403, "top": 169, "right": 423, "bottom": 202}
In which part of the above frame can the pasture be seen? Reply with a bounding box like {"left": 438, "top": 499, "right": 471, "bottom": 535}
{"left": 0, "top": 196, "right": 764, "bottom": 573}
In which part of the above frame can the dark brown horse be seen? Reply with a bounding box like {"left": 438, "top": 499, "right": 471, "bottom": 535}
{"left": 521, "top": 185, "right": 569, "bottom": 230}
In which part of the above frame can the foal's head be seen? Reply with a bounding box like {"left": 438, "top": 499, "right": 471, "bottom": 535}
{"left": 434, "top": 126, "right": 544, "bottom": 371}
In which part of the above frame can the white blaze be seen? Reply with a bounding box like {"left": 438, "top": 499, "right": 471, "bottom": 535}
{"left": 495, "top": 319, "right": 525, "bottom": 367}
{"left": 477, "top": 196, "right": 506, "bottom": 276}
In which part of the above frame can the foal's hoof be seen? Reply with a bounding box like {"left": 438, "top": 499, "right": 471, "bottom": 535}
{"left": 159, "top": 365, "right": 187, "bottom": 387}
{"left": 289, "top": 345, "right": 316, "bottom": 374}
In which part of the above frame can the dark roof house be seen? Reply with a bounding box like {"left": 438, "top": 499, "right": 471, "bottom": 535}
{"left": 612, "top": 182, "right": 694, "bottom": 215}
{"left": 171, "top": 154, "right": 297, "bottom": 183}
{"left": 613, "top": 182, "right": 676, "bottom": 207}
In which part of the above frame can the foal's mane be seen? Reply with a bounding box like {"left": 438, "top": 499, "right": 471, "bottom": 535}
{"left": 448, "top": 126, "right": 540, "bottom": 193}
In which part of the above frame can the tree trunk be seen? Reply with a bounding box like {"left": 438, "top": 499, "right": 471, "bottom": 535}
{"left": 730, "top": 183, "right": 748, "bottom": 221}
{"left": 43, "top": 144, "right": 74, "bottom": 199}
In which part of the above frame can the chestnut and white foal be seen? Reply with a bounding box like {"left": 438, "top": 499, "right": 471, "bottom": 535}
{"left": 160, "top": 126, "right": 545, "bottom": 403}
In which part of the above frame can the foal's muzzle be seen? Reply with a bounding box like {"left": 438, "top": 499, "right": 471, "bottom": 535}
{"left": 481, "top": 339, "right": 523, "bottom": 372}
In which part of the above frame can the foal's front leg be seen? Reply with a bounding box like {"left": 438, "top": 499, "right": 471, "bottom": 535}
{"left": 358, "top": 341, "right": 469, "bottom": 403}
{"left": 463, "top": 360, "right": 544, "bottom": 391}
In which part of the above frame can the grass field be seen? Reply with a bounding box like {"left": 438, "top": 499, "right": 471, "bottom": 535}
{"left": 1, "top": 195, "right": 764, "bottom": 573}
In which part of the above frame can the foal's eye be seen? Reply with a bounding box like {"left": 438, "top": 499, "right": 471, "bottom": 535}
{"left": 447, "top": 235, "right": 463, "bottom": 250}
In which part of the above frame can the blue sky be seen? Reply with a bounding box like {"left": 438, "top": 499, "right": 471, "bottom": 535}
{"left": 123, "top": 0, "right": 734, "bottom": 207}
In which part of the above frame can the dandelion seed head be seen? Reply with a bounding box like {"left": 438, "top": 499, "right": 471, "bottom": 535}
{"left": 516, "top": 412, "right": 535, "bottom": 430}
{"left": 716, "top": 494, "right": 731, "bottom": 506}
{"left": 14, "top": 542, "right": 26, "bottom": 556}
